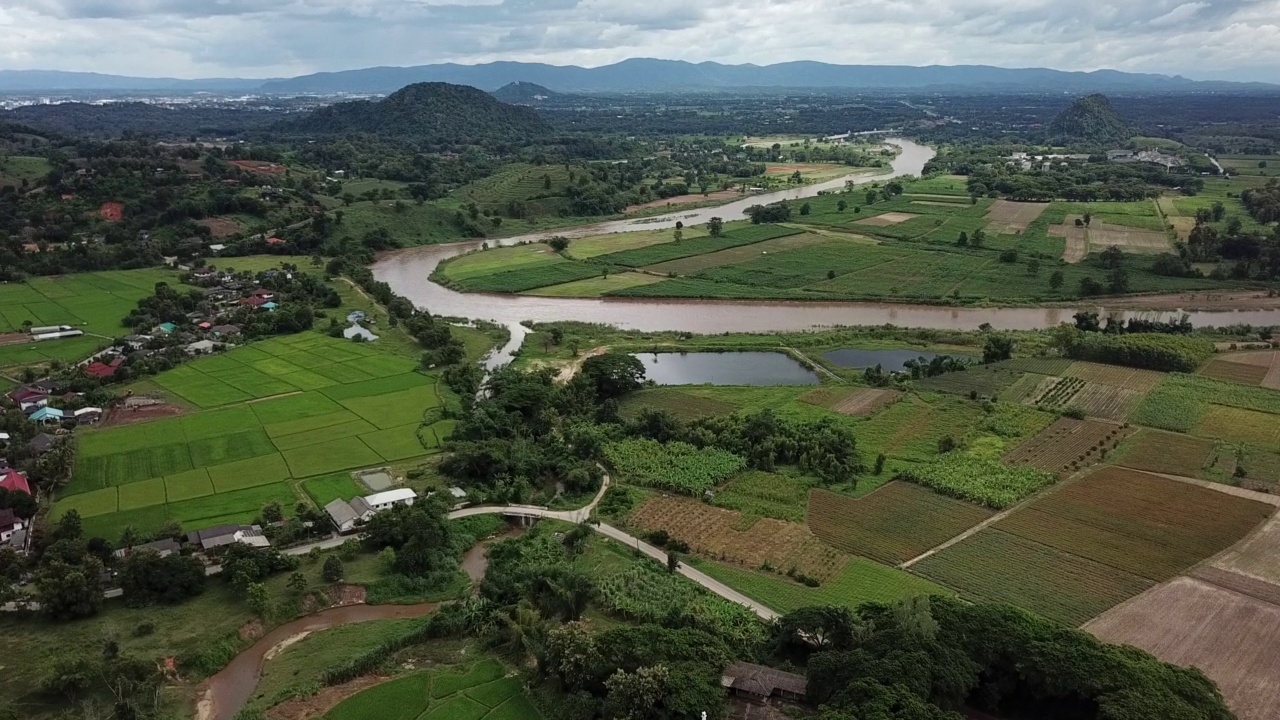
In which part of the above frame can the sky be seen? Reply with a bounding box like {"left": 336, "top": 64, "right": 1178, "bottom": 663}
{"left": 1, "top": 0, "right": 1279, "bottom": 81}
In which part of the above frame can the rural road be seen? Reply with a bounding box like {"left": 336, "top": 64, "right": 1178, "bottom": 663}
{"left": 4, "top": 473, "right": 782, "bottom": 622}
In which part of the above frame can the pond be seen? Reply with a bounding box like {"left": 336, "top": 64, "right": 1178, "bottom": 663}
{"left": 634, "top": 351, "right": 820, "bottom": 386}
{"left": 822, "top": 348, "right": 974, "bottom": 372}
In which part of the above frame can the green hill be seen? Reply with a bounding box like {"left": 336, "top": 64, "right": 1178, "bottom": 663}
{"left": 491, "top": 81, "right": 560, "bottom": 104}
{"left": 1047, "top": 94, "right": 1130, "bottom": 145}
{"left": 278, "top": 82, "right": 550, "bottom": 144}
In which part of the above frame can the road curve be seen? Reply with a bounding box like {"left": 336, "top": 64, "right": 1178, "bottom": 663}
{"left": 444, "top": 472, "right": 779, "bottom": 621}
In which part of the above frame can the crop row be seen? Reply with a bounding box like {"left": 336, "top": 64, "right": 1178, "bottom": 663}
{"left": 604, "top": 439, "right": 745, "bottom": 495}
{"left": 899, "top": 455, "right": 1057, "bottom": 509}
{"left": 807, "top": 483, "right": 993, "bottom": 564}
{"left": 595, "top": 225, "right": 801, "bottom": 267}
{"left": 1004, "top": 418, "right": 1132, "bottom": 474}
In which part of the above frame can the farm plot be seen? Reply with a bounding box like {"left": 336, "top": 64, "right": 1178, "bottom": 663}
{"left": 1207, "top": 349, "right": 1280, "bottom": 389}
{"left": 628, "top": 495, "right": 847, "bottom": 582}
{"left": 807, "top": 483, "right": 993, "bottom": 564}
{"left": 800, "top": 386, "right": 901, "bottom": 416}
{"left": 911, "top": 529, "right": 1154, "bottom": 626}
{"left": 915, "top": 357, "right": 1072, "bottom": 398}
{"left": 985, "top": 200, "right": 1048, "bottom": 234}
{"left": 1064, "top": 383, "right": 1143, "bottom": 421}
{"left": 604, "top": 439, "right": 745, "bottom": 495}
{"left": 853, "top": 212, "right": 919, "bottom": 227}
{"left": 1064, "top": 361, "right": 1164, "bottom": 392}
{"left": 1085, "top": 576, "right": 1280, "bottom": 720}
{"left": 618, "top": 388, "right": 738, "bottom": 421}
{"left": 1132, "top": 374, "right": 1280, "bottom": 432}
{"left": 1115, "top": 429, "right": 1217, "bottom": 476}
{"left": 692, "top": 555, "right": 947, "bottom": 615}
{"left": 1210, "top": 512, "right": 1280, "bottom": 586}
{"left": 711, "top": 470, "right": 813, "bottom": 522}
{"left": 1003, "top": 418, "right": 1133, "bottom": 474}
{"left": 641, "top": 232, "right": 827, "bottom": 276}
{"left": 596, "top": 224, "right": 801, "bottom": 268}
{"left": 1194, "top": 405, "right": 1280, "bottom": 449}
{"left": 566, "top": 227, "right": 709, "bottom": 259}
{"left": 1028, "top": 375, "right": 1084, "bottom": 409}
{"left": 1201, "top": 357, "right": 1268, "bottom": 386}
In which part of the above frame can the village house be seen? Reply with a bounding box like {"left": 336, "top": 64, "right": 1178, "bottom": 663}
{"left": 9, "top": 387, "right": 50, "bottom": 412}
{"left": 186, "top": 524, "right": 270, "bottom": 553}
{"left": 0, "top": 468, "right": 31, "bottom": 495}
{"left": 114, "top": 538, "right": 181, "bottom": 560}
{"left": 27, "top": 434, "right": 57, "bottom": 456}
{"left": 186, "top": 340, "right": 218, "bottom": 355}
{"left": 324, "top": 496, "right": 375, "bottom": 533}
{"left": 210, "top": 324, "right": 241, "bottom": 338}
{"left": 123, "top": 334, "right": 152, "bottom": 350}
{"left": 0, "top": 509, "right": 25, "bottom": 545}
{"left": 363, "top": 488, "right": 417, "bottom": 512}
{"left": 85, "top": 356, "right": 125, "bottom": 379}
{"left": 28, "top": 406, "right": 65, "bottom": 425}
{"left": 73, "top": 407, "right": 103, "bottom": 425}
{"left": 720, "top": 662, "right": 808, "bottom": 704}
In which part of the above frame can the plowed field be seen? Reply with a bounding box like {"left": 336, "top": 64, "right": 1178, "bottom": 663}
{"left": 1003, "top": 417, "right": 1131, "bottom": 474}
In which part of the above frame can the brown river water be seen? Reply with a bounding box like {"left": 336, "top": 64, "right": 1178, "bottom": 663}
{"left": 372, "top": 138, "right": 1280, "bottom": 335}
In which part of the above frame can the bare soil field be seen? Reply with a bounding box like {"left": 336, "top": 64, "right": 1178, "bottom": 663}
{"left": 1086, "top": 576, "right": 1280, "bottom": 720}
{"left": 1003, "top": 418, "right": 1131, "bottom": 474}
{"left": 985, "top": 200, "right": 1048, "bottom": 234}
{"left": 1116, "top": 429, "right": 1216, "bottom": 477}
{"left": 1051, "top": 220, "right": 1171, "bottom": 261}
{"left": 1200, "top": 356, "right": 1269, "bottom": 386}
{"left": 853, "top": 212, "right": 919, "bottom": 227}
{"left": 1168, "top": 215, "right": 1197, "bottom": 239}
{"left": 831, "top": 388, "right": 902, "bottom": 416}
{"left": 642, "top": 232, "right": 827, "bottom": 275}
{"left": 102, "top": 403, "right": 187, "bottom": 426}
{"left": 1209, "top": 514, "right": 1280, "bottom": 586}
{"left": 197, "top": 217, "right": 243, "bottom": 238}
{"left": 628, "top": 495, "right": 846, "bottom": 582}
{"left": 625, "top": 189, "right": 741, "bottom": 213}
{"left": 1064, "top": 361, "right": 1164, "bottom": 392}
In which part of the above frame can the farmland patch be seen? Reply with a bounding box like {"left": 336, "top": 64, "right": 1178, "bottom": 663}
{"left": 853, "top": 211, "right": 919, "bottom": 227}
{"left": 629, "top": 495, "right": 846, "bottom": 582}
{"left": 985, "top": 200, "right": 1048, "bottom": 234}
{"left": 692, "top": 555, "right": 947, "bottom": 614}
{"left": 1063, "top": 361, "right": 1164, "bottom": 392}
{"left": 807, "top": 483, "right": 992, "bottom": 564}
{"left": 1086, "top": 576, "right": 1280, "bottom": 720}
{"left": 1115, "top": 429, "right": 1216, "bottom": 477}
{"left": 618, "top": 388, "right": 739, "bottom": 421}
{"left": 1194, "top": 405, "right": 1280, "bottom": 448}
{"left": 1201, "top": 357, "right": 1270, "bottom": 386}
{"left": 1003, "top": 418, "right": 1132, "bottom": 474}
{"left": 641, "top": 232, "right": 827, "bottom": 276}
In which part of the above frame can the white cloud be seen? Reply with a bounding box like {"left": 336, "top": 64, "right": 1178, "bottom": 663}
{"left": 0, "top": 0, "right": 1278, "bottom": 81}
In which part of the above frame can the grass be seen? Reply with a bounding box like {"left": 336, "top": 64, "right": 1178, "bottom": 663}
{"left": 1112, "top": 429, "right": 1217, "bottom": 477}
{"left": 1132, "top": 374, "right": 1280, "bottom": 433}
{"left": 690, "top": 555, "right": 949, "bottom": 614}
{"left": 711, "top": 470, "right": 814, "bottom": 522}
{"left": 324, "top": 659, "right": 534, "bottom": 720}
{"left": 522, "top": 272, "right": 665, "bottom": 297}
{"left": 0, "top": 268, "right": 178, "bottom": 337}
{"left": 566, "top": 227, "right": 709, "bottom": 259}
{"left": 301, "top": 472, "right": 366, "bottom": 507}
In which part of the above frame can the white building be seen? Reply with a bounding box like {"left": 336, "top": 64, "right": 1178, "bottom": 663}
{"left": 363, "top": 488, "right": 416, "bottom": 512}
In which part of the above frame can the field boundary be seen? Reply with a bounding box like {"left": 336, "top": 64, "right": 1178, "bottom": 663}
{"left": 1149, "top": 471, "right": 1280, "bottom": 507}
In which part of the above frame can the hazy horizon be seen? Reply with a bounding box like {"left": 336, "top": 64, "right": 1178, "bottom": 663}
{"left": 2, "top": 1, "right": 1279, "bottom": 83}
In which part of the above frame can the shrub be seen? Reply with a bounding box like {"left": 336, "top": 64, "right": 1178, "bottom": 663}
{"left": 1064, "top": 332, "right": 1214, "bottom": 372}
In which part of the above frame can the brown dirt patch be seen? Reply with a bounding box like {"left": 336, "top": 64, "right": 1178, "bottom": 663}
{"left": 1003, "top": 418, "right": 1132, "bottom": 474}
{"left": 830, "top": 388, "right": 902, "bottom": 416}
{"left": 198, "top": 217, "right": 243, "bottom": 238}
{"left": 1169, "top": 215, "right": 1197, "bottom": 239}
{"left": 1201, "top": 357, "right": 1269, "bottom": 386}
{"left": 1050, "top": 220, "right": 1170, "bottom": 261}
{"left": 986, "top": 200, "right": 1048, "bottom": 234}
{"left": 332, "top": 584, "right": 366, "bottom": 606}
{"left": 853, "top": 211, "right": 918, "bottom": 227}
{"left": 629, "top": 495, "right": 846, "bottom": 581}
{"left": 265, "top": 674, "right": 389, "bottom": 720}
{"left": 1085, "top": 576, "right": 1280, "bottom": 720}
{"left": 626, "top": 189, "right": 740, "bottom": 213}
{"left": 102, "top": 403, "right": 187, "bottom": 427}
{"left": 238, "top": 619, "right": 264, "bottom": 641}
{"left": 1208, "top": 513, "right": 1280, "bottom": 587}
{"left": 0, "top": 332, "right": 29, "bottom": 346}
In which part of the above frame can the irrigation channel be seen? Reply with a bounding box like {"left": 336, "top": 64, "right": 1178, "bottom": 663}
{"left": 373, "top": 137, "right": 1280, "bottom": 348}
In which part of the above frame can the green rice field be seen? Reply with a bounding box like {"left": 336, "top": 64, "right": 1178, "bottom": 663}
{"left": 324, "top": 659, "right": 539, "bottom": 720}
{"left": 58, "top": 331, "right": 455, "bottom": 542}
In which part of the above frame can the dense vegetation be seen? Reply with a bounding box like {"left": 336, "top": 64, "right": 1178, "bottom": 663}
{"left": 1046, "top": 94, "right": 1131, "bottom": 145}
{"left": 277, "top": 82, "right": 551, "bottom": 145}
{"left": 1064, "top": 332, "right": 1216, "bottom": 372}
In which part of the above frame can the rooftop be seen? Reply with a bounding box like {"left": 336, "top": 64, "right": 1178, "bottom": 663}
{"left": 364, "top": 488, "right": 417, "bottom": 506}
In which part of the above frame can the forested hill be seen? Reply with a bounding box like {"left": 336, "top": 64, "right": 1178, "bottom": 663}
{"left": 276, "top": 82, "right": 550, "bottom": 144}
{"left": 490, "top": 81, "right": 560, "bottom": 104}
{"left": 1047, "top": 94, "right": 1131, "bottom": 145}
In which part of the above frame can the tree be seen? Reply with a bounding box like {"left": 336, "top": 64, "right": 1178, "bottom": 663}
{"left": 261, "top": 501, "right": 284, "bottom": 524}
{"left": 666, "top": 552, "right": 679, "bottom": 572}
{"left": 603, "top": 665, "right": 671, "bottom": 720}
{"left": 1080, "top": 277, "right": 1105, "bottom": 296}
{"left": 800, "top": 202, "right": 811, "bottom": 216}
{"left": 1083, "top": 211, "right": 1093, "bottom": 227}
{"left": 579, "top": 353, "right": 646, "bottom": 400}
{"left": 865, "top": 189, "right": 877, "bottom": 206}
{"left": 120, "top": 551, "right": 205, "bottom": 607}
{"left": 956, "top": 231, "right": 968, "bottom": 246}
{"left": 286, "top": 572, "right": 307, "bottom": 595}
{"left": 1101, "top": 245, "right": 1125, "bottom": 269}
{"left": 983, "top": 335, "right": 1014, "bottom": 363}
{"left": 543, "top": 622, "right": 603, "bottom": 692}
{"left": 707, "top": 217, "right": 724, "bottom": 237}
{"left": 1212, "top": 201, "right": 1226, "bottom": 222}
{"left": 548, "top": 236, "right": 569, "bottom": 252}
{"left": 1027, "top": 259, "right": 1040, "bottom": 276}
{"left": 322, "top": 555, "right": 345, "bottom": 582}
{"left": 970, "top": 228, "right": 986, "bottom": 248}
{"left": 837, "top": 199, "right": 847, "bottom": 212}
{"left": 247, "top": 582, "right": 271, "bottom": 617}
{"left": 673, "top": 229, "right": 683, "bottom": 242}
{"left": 1049, "top": 270, "right": 1065, "bottom": 290}
{"left": 36, "top": 560, "right": 103, "bottom": 620}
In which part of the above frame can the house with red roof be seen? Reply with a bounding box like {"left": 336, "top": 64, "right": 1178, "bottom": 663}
{"left": 266, "top": 237, "right": 284, "bottom": 245}
{"left": 99, "top": 202, "right": 124, "bottom": 222}
{"left": 85, "top": 357, "right": 125, "bottom": 378}
{"left": 9, "top": 387, "right": 49, "bottom": 412}
{"left": 0, "top": 469, "right": 31, "bottom": 495}
{"left": 240, "top": 295, "right": 269, "bottom": 308}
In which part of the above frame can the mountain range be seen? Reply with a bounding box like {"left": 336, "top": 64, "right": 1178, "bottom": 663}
{"left": 2, "top": 60, "right": 1278, "bottom": 94}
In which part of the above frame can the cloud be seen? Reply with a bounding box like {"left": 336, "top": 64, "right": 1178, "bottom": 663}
{"left": 0, "top": 0, "right": 1278, "bottom": 81}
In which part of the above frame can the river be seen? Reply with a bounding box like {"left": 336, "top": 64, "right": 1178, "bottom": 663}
{"left": 372, "top": 138, "right": 1280, "bottom": 336}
